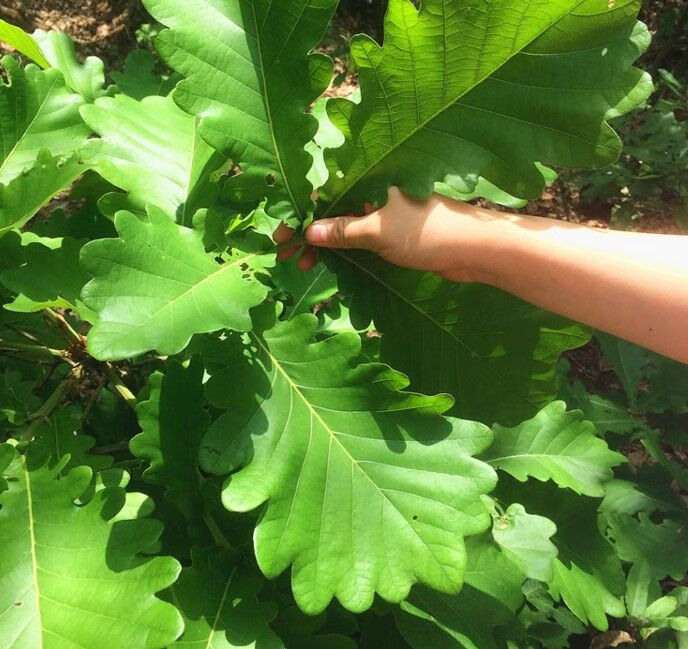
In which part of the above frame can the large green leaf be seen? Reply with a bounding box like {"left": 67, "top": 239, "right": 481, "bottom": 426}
{"left": 202, "top": 315, "right": 497, "bottom": 614}
{"left": 0, "top": 445, "right": 183, "bottom": 648}
{"left": 168, "top": 549, "right": 284, "bottom": 649}
{"left": 81, "top": 94, "right": 224, "bottom": 223}
{"left": 132, "top": 359, "right": 208, "bottom": 521}
{"left": 483, "top": 401, "right": 625, "bottom": 497}
{"left": 143, "top": 0, "right": 337, "bottom": 222}
{"left": 320, "top": 0, "right": 652, "bottom": 214}
{"left": 80, "top": 207, "right": 274, "bottom": 360}
{"left": 0, "top": 56, "right": 89, "bottom": 185}
{"left": 335, "top": 253, "right": 590, "bottom": 426}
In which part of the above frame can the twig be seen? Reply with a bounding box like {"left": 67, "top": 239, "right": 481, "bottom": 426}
{"left": 43, "top": 308, "right": 84, "bottom": 346}
{"left": 21, "top": 366, "right": 83, "bottom": 442}
{"left": 0, "top": 341, "right": 71, "bottom": 361}
{"left": 105, "top": 364, "right": 137, "bottom": 410}
{"left": 92, "top": 440, "right": 131, "bottom": 455}
{"left": 203, "top": 511, "right": 235, "bottom": 552}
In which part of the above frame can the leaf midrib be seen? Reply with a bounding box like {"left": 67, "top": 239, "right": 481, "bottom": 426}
{"left": 90, "top": 251, "right": 258, "bottom": 356}
{"left": 323, "top": 0, "right": 589, "bottom": 216}
{"left": 22, "top": 463, "right": 43, "bottom": 649}
{"left": 251, "top": 2, "right": 302, "bottom": 221}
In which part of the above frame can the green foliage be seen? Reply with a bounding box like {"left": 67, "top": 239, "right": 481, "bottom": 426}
{"left": 0, "top": 2, "right": 666, "bottom": 648}
{"left": 0, "top": 445, "right": 183, "bottom": 648}
{"left": 565, "top": 70, "right": 688, "bottom": 228}
{"left": 80, "top": 207, "right": 275, "bottom": 360}
{"left": 204, "top": 315, "right": 496, "bottom": 614}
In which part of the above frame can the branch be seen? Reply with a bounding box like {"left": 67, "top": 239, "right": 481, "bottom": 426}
{"left": 43, "top": 308, "right": 84, "bottom": 347}
{"left": 22, "top": 366, "right": 83, "bottom": 442}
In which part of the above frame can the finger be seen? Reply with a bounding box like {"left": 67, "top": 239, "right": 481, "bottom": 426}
{"left": 273, "top": 222, "right": 295, "bottom": 244}
{"left": 297, "top": 247, "right": 317, "bottom": 272}
{"left": 277, "top": 244, "right": 300, "bottom": 261}
{"left": 305, "top": 215, "right": 379, "bottom": 251}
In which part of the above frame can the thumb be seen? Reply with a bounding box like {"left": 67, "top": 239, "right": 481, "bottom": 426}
{"left": 305, "top": 215, "right": 378, "bottom": 251}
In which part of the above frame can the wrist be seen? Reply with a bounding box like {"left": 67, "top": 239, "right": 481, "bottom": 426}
{"left": 437, "top": 200, "right": 521, "bottom": 287}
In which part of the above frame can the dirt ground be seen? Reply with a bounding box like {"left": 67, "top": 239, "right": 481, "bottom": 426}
{"left": 0, "top": 0, "right": 144, "bottom": 64}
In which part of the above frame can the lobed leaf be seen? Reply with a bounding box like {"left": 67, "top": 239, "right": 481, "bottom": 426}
{"left": 491, "top": 503, "right": 558, "bottom": 582}
{"left": 168, "top": 549, "right": 284, "bottom": 649}
{"left": 81, "top": 94, "right": 225, "bottom": 223}
{"left": 0, "top": 56, "right": 89, "bottom": 185}
{"left": 0, "top": 445, "right": 183, "bottom": 648}
{"left": 335, "top": 253, "right": 591, "bottom": 426}
{"left": 144, "top": 0, "right": 338, "bottom": 223}
{"left": 320, "top": 0, "right": 653, "bottom": 214}
{"left": 131, "top": 358, "right": 208, "bottom": 521}
{"left": 80, "top": 207, "right": 274, "bottom": 360}
{"left": 203, "top": 314, "right": 497, "bottom": 614}
{"left": 33, "top": 30, "right": 109, "bottom": 102}
{"left": 0, "top": 237, "right": 91, "bottom": 315}
{"left": 483, "top": 401, "right": 625, "bottom": 497}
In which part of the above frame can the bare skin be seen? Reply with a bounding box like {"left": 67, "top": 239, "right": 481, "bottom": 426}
{"left": 275, "top": 188, "right": 688, "bottom": 365}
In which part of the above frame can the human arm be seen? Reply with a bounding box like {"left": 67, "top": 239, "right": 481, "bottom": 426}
{"left": 280, "top": 188, "right": 688, "bottom": 364}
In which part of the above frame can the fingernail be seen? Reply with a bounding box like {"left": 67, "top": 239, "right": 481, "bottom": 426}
{"left": 306, "top": 223, "right": 330, "bottom": 245}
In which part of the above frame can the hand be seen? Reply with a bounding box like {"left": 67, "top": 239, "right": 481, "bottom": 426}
{"left": 275, "top": 187, "right": 504, "bottom": 283}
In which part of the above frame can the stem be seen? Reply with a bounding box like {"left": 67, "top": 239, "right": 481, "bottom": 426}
{"left": 22, "top": 366, "right": 83, "bottom": 442}
{"left": 44, "top": 308, "right": 84, "bottom": 346}
{"left": 92, "top": 440, "right": 131, "bottom": 455}
{"left": 105, "top": 365, "right": 137, "bottom": 410}
{"left": 0, "top": 341, "right": 70, "bottom": 360}
{"left": 203, "top": 512, "right": 234, "bottom": 552}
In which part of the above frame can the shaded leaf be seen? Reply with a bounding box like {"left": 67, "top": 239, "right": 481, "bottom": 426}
{"left": 131, "top": 358, "right": 208, "bottom": 521}
{"left": 111, "top": 49, "right": 179, "bottom": 100}
{"left": 168, "top": 549, "right": 283, "bottom": 649}
{"left": 608, "top": 514, "right": 688, "bottom": 581}
{"left": 0, "top": 237, "right": 90, "bottom": 315}
{"left": 30, "top": 405, "right": 113, "bottom": 472}
{"left": 335, "top": 253, "right": 590, "bottom": 425}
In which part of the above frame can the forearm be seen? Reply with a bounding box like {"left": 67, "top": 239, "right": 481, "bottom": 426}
{"left": 461, "top": 204, "right": 688, "bottom": 364}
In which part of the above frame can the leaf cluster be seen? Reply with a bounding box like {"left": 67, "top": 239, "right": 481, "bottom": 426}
{"left": 0, "top": 3, "right": 679, "bottom": 649}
